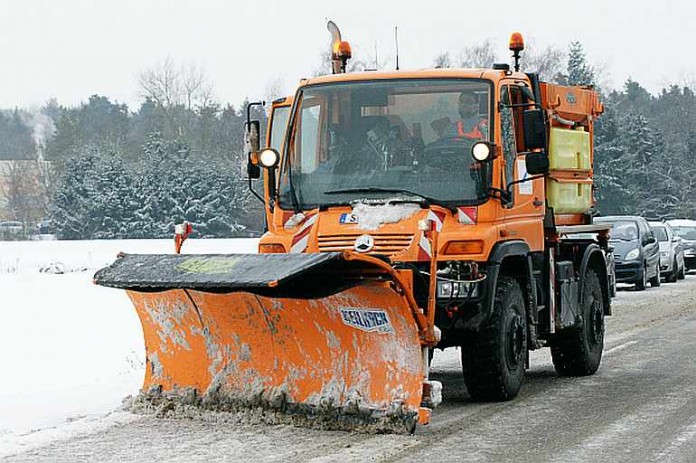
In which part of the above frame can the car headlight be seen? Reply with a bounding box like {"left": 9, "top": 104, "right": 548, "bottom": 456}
{"left": 625, "top": 248, "right": 640, "bottom": 261}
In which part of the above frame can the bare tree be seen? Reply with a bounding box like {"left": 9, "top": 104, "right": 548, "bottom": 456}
{"left": 139, "top": 58, "right": 214, "bottom": 110}
{"left": 458, "top": 39, "right": 498, "bottom": 68}
{"left": 524, "top": 43, "right": 565, "bottom": 83}
{"left": 181, "top": 62, "right": 214, "bottom": 111}
{"left": 139, "top": 57, "right": 182, "bottom": 107}
{"left": 433, "top": 52, "right": 452, "bottom": 68}
{"left": 0, "top": 160, "right": 46, "bottom": 230}
{"left": 264, "top": 76, "right": 287, "bottom": 106}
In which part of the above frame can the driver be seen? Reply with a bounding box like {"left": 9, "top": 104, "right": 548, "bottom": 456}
{"left": 453, "top": 90, "right": 488, "bottom": 140}
{"left": 432, "top": 90, "right": 488, "bottom": 141}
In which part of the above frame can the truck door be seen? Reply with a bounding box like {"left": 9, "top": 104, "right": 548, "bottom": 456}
{"left": 499, "top": 81, "right": 544, "bottom": 250}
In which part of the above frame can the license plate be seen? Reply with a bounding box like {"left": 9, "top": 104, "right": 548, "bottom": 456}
{"left": 339, "top": 213, "right": 359, "bottom": 224}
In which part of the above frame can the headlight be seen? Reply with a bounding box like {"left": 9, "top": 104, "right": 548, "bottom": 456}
{"left": 625, "top": 248, "right": 640, "bottom": 261}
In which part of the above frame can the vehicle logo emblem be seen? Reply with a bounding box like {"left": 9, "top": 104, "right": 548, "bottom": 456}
{"left": 566, "top": 92, "right": 577, "bottom": 104}
{"left": 354, "top": 234, "right": 375, "bottom": 253}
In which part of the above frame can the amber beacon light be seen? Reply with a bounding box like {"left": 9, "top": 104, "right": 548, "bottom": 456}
{"left": 509, "top": 32, "right": 525, "bottom": 72}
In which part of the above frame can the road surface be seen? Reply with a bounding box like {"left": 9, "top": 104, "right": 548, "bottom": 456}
{"left": 6, "top": 277, "right": 696, "bottom": 462}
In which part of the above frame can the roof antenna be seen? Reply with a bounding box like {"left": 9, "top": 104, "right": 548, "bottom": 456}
{"left": 394, "top": 26, "right": 400, "bottom": 70}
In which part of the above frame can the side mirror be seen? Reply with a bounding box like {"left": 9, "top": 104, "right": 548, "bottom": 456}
{"left": 525, "top": 151, "right": 549, "bottom": 175}
{"left": 645, "top": 236, "right": 656, "bottom": 245}
{"left": 245, "top": 120, "right": 261, "bottom": 179}
{"left": 523, "top": 109, "right": 546, "bottom": 150}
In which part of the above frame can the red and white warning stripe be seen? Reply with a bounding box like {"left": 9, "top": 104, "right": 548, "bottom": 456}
{"left": 417, "top": 210, "right": 447, "bottom": 261}
{"left": 290, "top": 214, "right": 318, "bottom": 253}
{"left": 426, "top": 210, "right": 446, "bottom": 231}
{"left": 457, "top": 206, "right": 477, "bottom": 225}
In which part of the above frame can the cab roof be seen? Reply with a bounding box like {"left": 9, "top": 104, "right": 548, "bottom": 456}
{"left": 300, "top": 68, "right": 528, "bottom": 87}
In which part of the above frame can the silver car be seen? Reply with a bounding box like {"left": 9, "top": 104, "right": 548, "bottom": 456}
{"left": 668, "top": 219, "right": 696, "bottom": 272}
{"left": 649, "top": 221, "right": 685, "bottom": 282}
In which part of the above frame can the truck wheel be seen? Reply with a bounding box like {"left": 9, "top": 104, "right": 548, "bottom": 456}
{"left": 550, "top": 269, "right": 604, "bottom": 376}
{"left": 462, "top": 276, "right": 527, "bottom": 401}
{"left": 650, "top": 261, "right": 661, "bottom": 287}
{"left": 667, "top": 259, "right": 678, "bottom": 283}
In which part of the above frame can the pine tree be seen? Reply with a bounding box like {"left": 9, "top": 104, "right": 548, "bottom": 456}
{"left": 566, "top": 42, "right": 595, "bottom": 87}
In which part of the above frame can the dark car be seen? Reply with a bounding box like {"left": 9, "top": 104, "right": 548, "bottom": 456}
{"left": 667, "top": 219, "right": 696, "bottom": 272}
{"left": 595, "top": 216, "right": 660, "bottom": 290}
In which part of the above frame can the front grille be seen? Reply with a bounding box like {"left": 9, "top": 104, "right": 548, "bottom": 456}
{"left": 317, "top": 233, "right": 414, "bottom": 255}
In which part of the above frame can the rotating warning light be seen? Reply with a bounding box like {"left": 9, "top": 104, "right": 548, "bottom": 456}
{"left": 509, "top": 32, "right": 525, "bottom": 52}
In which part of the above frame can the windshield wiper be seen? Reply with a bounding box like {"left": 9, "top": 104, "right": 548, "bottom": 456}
{"left": 323, "top": 187, "right": 456, "bottom": 213}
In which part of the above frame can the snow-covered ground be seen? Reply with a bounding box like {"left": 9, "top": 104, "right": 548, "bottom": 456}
{"left": 0, "top": 238, "right": 258, "bottom": 458}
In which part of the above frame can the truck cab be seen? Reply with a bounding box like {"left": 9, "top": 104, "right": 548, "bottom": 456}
{"left": 247, "top": 34, "right": 611, "bottom": 401}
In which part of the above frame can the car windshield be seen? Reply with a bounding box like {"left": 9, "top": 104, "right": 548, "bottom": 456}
{"left": 673, "top": 226, "right": 696, "bottom": 240}
{"left": 652, "top": 226, "right": 668, "bottom": 242}
{"left": 601, "top": 221, "right": 639, "bottom": 241}
{"left": 278, "top": 79, "right": 492, "bottom": 209}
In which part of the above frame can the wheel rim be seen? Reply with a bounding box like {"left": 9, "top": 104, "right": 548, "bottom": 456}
{"left": 505, "top": 312, "right": 525, "bottom": 370}
{"left": 587, "top": 299, "right": 604, "bottom": 346}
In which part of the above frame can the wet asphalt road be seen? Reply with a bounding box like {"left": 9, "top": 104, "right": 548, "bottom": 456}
{"left": 6, "top": 275, "right": 696, "bottom": 462}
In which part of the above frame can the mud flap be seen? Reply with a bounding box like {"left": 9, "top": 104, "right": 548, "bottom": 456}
{"left": 95, "top": 252, "right": 425, "bottom": 432}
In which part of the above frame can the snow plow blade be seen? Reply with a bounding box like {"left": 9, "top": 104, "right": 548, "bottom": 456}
{"left": 94, "top": 251, "right": 430, "bottom": 433}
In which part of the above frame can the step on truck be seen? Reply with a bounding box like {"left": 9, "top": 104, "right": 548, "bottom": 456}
{"left": 95, "top": 24, "right": 612, "bottom": 433}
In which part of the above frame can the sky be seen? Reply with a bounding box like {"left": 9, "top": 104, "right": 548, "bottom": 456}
{"left": 0, "top": 0, "right": 693, "bottom": 110}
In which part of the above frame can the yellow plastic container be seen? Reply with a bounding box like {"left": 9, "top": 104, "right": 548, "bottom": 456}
{"left": 548, "top": 128, "right": 590, "bottom": 170}
{"left": 547, "top": 178, "right": 592, "bottom": 214}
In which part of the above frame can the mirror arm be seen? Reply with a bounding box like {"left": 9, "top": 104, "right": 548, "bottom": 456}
{"left": 248, "top": 176, "right": 265, "bottom": 204}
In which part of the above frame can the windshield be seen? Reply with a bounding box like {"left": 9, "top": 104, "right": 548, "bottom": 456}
{"left": 279, "top": 79, "right": 492, "bottom": 209}
{"left": 601, "top": 221, "right": 639, "bottom": 241}
{"left": 673, "top": 226, "right": 696, "bottom": 240}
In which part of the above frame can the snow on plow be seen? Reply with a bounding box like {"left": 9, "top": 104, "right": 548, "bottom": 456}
{"left": 94, "top": 251, "right": 436, "bottom": 433}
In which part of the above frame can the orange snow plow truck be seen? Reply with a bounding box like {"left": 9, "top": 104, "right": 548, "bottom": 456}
{"left": 95, "top": 24, "right": 611, "bottom": 433}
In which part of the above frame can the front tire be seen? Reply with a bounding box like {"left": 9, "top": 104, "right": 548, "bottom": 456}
{"left": 635, "top": 263, "right": 647, "bottom": 291}
{"left": 550, "top": 269, "right": 605, "bottom": 376}
{"left": 667, "top": 258, "right": 679, "bottom": 283}
{"left": 650, "top": 261, "right": 661, "bottom": 287}
{"left": 462, "top": 276, "right": 527, "bottom": 401}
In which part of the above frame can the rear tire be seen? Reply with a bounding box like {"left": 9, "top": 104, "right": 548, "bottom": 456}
{"left": 635, "top": 263, "right": 647, "bottom": 291}
{"left": 550, "top": 269, "right": 605, "bottom": 376}
{"left": 462, "top": 276, "right": 527, "bottom": 401}
{"left": 650, "top": 261, "right": 661, "bottom": 287}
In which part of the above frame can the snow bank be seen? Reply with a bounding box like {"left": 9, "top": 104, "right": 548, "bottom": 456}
{"left": 0, "top": 238, "right": 259, "bottom": 274}
{"left": 0, "top": 238, "right": 258, "bottom": 458}
{"left": 351, "top": 203, "right": 421, "bottom": 230}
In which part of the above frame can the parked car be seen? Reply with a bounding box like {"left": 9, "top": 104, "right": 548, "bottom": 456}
{"left": 667, "top": 219, "right": 696, "bottom": 272}
{"left": 595, "top": 215, "right": 660, "bottom": 290}
{"left": 649, "top": 221, "right": 685, "bottom": 282}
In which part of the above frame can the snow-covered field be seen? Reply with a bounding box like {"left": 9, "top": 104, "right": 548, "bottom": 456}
{"left": 0, "top": 238, "right": 258, "bottom": 458}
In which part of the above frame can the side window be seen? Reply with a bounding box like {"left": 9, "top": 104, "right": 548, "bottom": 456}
{"left": 500, "top": 86, "right": 517, "bottom": 190}
{"left": 295, "top": 104, "right": 323, "bottom": 173}
{"left": 269, "top": 106, "right": 290, "bottom": 152}
{"left": 500, "top": 85, "right": 526, "bottom": 200}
